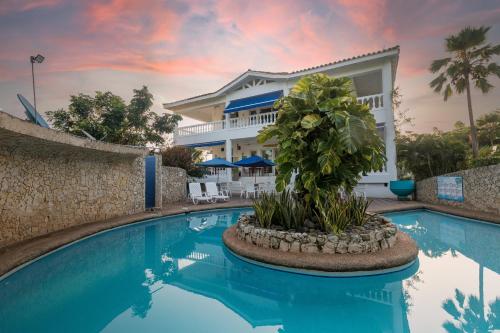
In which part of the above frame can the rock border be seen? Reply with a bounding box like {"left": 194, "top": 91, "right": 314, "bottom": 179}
{"left": 236, "top": 214, "right": 397, "bottom": 254}
{"left": 224, "top": 225, "right": 418, "bottom": 274}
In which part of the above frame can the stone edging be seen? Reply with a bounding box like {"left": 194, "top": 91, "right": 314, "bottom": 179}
{"left": 236, "top": 214, "right": 397, "bottom": 254}
{"left": 224, "top": 225, "right": 419, "bottom": 273}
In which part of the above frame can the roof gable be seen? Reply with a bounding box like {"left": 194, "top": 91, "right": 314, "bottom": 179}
{"left": 164, "top": 46, "right": 399, "bottom": 109}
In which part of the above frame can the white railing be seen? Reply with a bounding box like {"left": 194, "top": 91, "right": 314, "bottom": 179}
{"left": 175, "top": 120, "right": 224, "bottom": 136}
{"left": 357, "top": 93, "right": 384, "bottom": 111}
{"left": 175, "top": 112, "right": 278, "bottom": 137}
{"left": 175, "top": 95, "right": 385, "bottom": 138}
{"left": 229, "top": 111, "right": 277, "bottom": 129}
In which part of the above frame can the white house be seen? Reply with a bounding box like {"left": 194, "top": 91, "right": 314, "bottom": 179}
{"left": 163, "top": 46, "right": 400, "bottom": 198}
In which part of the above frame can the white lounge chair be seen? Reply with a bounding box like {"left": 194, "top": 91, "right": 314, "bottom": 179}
{"left": 188, "top": 183, "right": 213, "bottom": 204}
{"left": 242, "top": 183, "right": 257, "bottom": 199}
{"left": 205, "top": 182, "right": 230, "bottom": 202}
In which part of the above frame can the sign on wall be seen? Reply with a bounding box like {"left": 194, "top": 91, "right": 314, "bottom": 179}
{"left": 437, "top": 176, "right": 464, "bottom": 202}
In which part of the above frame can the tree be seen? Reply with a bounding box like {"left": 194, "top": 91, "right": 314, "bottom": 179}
{"left": 161, "top": 146, "right": 204, "bottom": 178}
{"left": 47, "top": 86, "right": 182, "bottom": 146}
{"left": 430, "top": 26, "right": 500, "bottom": 157}
{"left": 257, "top": 74, "right": 386, "bottom": 203}
{"left": 476, "top": 110, "right": 500, "bottom": 147}
{"left": 397, "top": 131, "right": 468, "bottom": 180}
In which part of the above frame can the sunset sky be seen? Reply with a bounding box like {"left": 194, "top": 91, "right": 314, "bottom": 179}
{"left": 1, "top": 0, "right": 499, "bottom": 132}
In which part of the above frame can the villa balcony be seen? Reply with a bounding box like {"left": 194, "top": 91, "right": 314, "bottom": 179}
{"left": 173, "top": 93, "right": 386, "bottom": 146}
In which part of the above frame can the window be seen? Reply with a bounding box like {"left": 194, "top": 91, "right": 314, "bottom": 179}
{"left": 230, "top": 112, "right": 239, "bottom": 119}
{"left": 259, "top": 108, "right": 272, "bottom": 114}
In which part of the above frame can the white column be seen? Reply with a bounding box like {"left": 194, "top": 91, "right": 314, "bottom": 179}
{"left": 225, "top": 138, "right": 232, "bottom": 181}
{"left": 382, "top": 61, "right": 397, "bottom": 181}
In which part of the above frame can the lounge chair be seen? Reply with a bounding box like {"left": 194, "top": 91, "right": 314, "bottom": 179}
{"left": 205, "top": 182, "right": 230, "bottom": 202}
{"left": 188, "top": 183, "right": 213, "bottom": 204}
{"left": 242, "top": 183, "right": 257, "bottom": 199}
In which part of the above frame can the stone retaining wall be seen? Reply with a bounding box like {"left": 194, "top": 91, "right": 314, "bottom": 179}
{"left": 161, "top": 166, "right": 187, "bottom": 205}
{"left": 416, "top": 164, "right": 499, "bottom": 215}
{"left": 236, "top": 215, "right": 397, "bottom": 254}
{"left": 0, "top": 112, "right": 148, "bottom": 247}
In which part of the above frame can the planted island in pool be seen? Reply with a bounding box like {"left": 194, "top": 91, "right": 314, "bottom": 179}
{"left": 223, "top": 75, "right": 418, "bottom": 275}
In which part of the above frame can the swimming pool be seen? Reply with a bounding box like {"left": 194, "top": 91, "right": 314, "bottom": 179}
{"left": 0, "top": 208, "right": 498, "bottom": 332}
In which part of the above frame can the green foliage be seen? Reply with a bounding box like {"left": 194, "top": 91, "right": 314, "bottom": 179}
{"left": 397, "top": 110, "right": 500, "bottom": 180}
{"left": 161, "top": 146, "right": 204, "bottom": 178}
{"left": 47, "top": 86, "right": 182, "bottom": 146}
{"left": 252, "top": 190, "right": 308, "bottom": 230}
{"left": 252, "top": 192, "right": 276, "bottom": 228}
{"left": 476, "top": 110, "right": 500, "bottom": 146}
{"left": 429, "top": 26, "right": 500, "bottom": 157}
{"left": 397, "top": 131, "right": 468, "bottom": 181}
{"left": 258, "top": 74, "right": 386, "bottom": 205}
{"left": 314, "top": 191, "right": 371, "bottom": 233}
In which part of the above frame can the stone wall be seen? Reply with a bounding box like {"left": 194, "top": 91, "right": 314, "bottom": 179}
{"left": 161, "top": 166, "right": 187, "bottom": 205}
{"left": 236, "top": 214, "right": 398, "bottom": 254}
{"left": 416, "top": 164, "right": 500, "bottom": 215}
{"left": 0, "top": 112, "right": 148, "bottom": 247}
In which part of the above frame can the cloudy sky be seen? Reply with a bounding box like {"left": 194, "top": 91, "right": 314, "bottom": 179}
{"left": 1, "top": 0, "right": 499, "bottom": 132}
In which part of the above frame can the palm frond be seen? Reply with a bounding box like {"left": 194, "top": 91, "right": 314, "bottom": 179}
{"left": 430, "top": 57, "right": 451, "bottom": 73}
{"left": 446, "top": 26, "right": 489, "bottom": 51}
{"left": 430, "top": 73, "right": 447, "bottom": 92}
{"left": 443, "top": 84, "right": 453, "bottom": 101}
{"left": 475, "top": 78, "right": 494, "bottom": 93}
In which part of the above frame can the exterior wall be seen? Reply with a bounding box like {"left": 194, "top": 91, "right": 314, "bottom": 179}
{"left": 0, "top": 113, "right": 148, "bottom": 247}
{"left": 416, "top": 164, "right": 500, "bottom": 215}
{"left": 161, "top": 166, "right": 187, "bottom": 205}
{"left": 170, "top": 57, "right": 398, "bottom": 198}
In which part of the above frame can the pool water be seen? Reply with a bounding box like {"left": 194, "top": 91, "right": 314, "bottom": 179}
{"left": 0, "top": 208, "right": 499, "bottom": 333}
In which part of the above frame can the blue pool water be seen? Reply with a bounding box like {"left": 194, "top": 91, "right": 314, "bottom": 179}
{"left": 0, "top": 208, "right": 499, "bottom": 333}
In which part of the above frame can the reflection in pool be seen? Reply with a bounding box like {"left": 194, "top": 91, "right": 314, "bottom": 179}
{"left": 0, "top": 209, "right": 498, "bottom": 332}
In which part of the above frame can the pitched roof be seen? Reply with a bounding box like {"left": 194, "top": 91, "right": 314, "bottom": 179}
{"left": 164, "top": 46, "right": 399, "bottom": 109}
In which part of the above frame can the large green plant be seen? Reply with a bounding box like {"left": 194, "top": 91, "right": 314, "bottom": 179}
{"left": 258, "top": 74, "right": 386, "bottom": 203}
{"left": 47, "top": 86, "right": 182, "bottom": 146}
{"left": 430, "top": 26, "right": 500, "bottom": 157}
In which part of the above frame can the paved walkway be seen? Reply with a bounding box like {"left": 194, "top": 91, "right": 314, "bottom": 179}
{"left": 0, "top": 198, "right": 498, "bottom": 277}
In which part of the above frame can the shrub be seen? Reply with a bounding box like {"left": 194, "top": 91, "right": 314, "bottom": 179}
{"left": 161, "top": 146, "right": 204, "bottom": 177}
{"left": 258, "top": 74, "right": 386, "bottom": 206}
{"left": 252, "top": 192, "right": 276, "bottom": 228}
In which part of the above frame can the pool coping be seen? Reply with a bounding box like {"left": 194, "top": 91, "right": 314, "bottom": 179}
{"left": 0, "top": 199, "right": 498, "bottom": 277}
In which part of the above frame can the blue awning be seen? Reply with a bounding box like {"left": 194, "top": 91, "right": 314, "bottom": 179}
{"left": 196, "top": 158, "right": 238, "bottom": 168}
{"left": 183, "top": 140, "right": 225, "bottom": 148}
{"left": 224, "top": 90, "right": 283, "bottom": 114}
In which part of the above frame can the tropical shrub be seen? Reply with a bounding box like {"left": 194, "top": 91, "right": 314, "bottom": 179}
{"left": 258, "top": 74, "right": 386, "bottom": 205}
{"left": 252, "top": 190, "right": 370, "bottom": 234}
{"left": 161, "top": 146, "right": 204, "bottom": 177}
{"left": 252, "top": 192, "right": 277, "bottom": 228}
{"left": 314, "top": 192, "right": 371, "bottom": 233}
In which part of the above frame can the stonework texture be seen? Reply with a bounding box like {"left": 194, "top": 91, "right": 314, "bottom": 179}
{"left": 0, "top": 145, "right": 146, "bottom": 248}
{"left": 416, "top": 164, "right": 500, "bottom": 215}
{"left": 236, "top": 214, "right": 398, "bottom": 254}
{"left": 161, "top": 166, "right": 187, "bottom": 205}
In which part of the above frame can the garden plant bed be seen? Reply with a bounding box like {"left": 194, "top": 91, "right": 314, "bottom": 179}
{"left": 223, "top": 214, "right": 419, "bottom": 275}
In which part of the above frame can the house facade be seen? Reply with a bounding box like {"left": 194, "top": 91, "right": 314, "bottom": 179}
{"left": 164, "top": 46, "right": 400, "bottom": 197}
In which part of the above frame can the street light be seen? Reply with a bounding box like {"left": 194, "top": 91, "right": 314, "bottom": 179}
{"left": 30, "top": 54, "right": 45, "bottom": 125}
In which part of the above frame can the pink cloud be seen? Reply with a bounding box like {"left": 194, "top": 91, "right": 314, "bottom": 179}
{"left": 0, "top": 0, "right": 60, "bottom": 15}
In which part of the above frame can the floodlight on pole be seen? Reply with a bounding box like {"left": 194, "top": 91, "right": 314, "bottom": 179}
{"left": 30, "top": 54, "right": 44, "bottom": 125}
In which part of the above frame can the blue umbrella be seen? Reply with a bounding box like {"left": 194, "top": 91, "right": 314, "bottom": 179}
{"left": 234, "top": 155, "right": 275, "bottom": 182}
{"left": 196, "top": 158, "right": 238, "bottom": 182}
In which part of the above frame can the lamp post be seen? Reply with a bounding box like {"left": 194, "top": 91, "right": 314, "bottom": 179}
{"left": 30, "top": 54, "right": 45, "bottom": 125}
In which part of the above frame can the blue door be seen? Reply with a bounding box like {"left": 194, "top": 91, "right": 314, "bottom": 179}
{"left": 145, "top": 155, "right": 156, "bottom": 209}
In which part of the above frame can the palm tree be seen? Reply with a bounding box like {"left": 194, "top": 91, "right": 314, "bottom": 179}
{"left": 430, "top": 26, "right": 500, "bottom": 157}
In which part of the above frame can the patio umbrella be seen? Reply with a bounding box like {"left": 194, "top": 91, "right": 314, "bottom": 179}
{"left": 234, "top": 155, "right": 275, "bottom": 182}
{"left": 196, "top": 158, "right": 238, "bottom": 182}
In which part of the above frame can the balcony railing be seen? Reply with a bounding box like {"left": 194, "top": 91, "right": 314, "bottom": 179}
{"left": 357, "top": 93, "right": 384, "bottom": 111}
{"left": 175, "top": 93, "right": 384, "bottom": 137}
